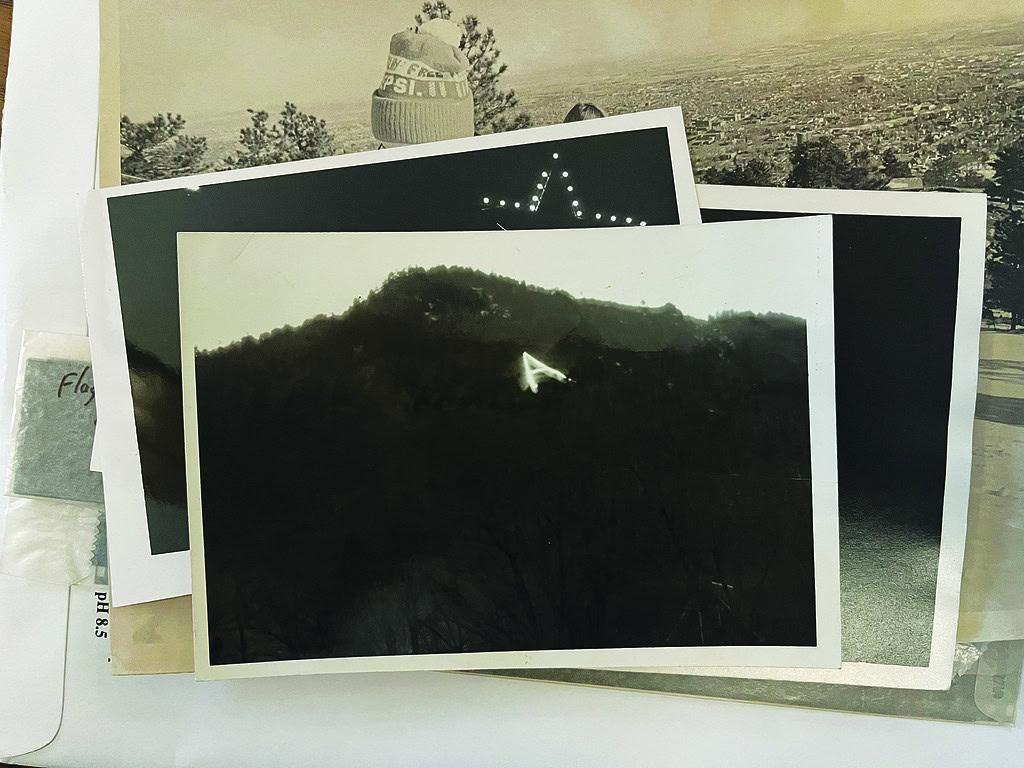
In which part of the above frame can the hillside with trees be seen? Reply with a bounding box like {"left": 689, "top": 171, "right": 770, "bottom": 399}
{"left": 193, "top": 266, "right": 816, "bottom": 665}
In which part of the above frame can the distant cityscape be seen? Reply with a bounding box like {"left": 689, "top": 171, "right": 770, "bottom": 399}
{"left": 178, "top": 19, "right": 1024, "bottom": 186}
{"left": 140, "top": 17, "right": 1023, "bottom": 326}
{"left": 510, "top": 19, "right": 1024, "bottom": 185}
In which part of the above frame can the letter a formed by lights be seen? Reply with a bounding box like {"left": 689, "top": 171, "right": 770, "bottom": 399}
{"left": 522, "top": 352, "right": 569, "bottom": 393}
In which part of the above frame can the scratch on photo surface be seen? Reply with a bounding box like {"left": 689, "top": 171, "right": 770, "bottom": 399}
{"left": 229, "top": 233, "right": 256, "bottom": 264}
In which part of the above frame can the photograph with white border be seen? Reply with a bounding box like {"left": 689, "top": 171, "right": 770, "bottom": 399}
{"left": 80, "top": 109, "right": 699, "bottom": 606}
{"left": 591, "top": 185, "right": 986, "bottom": 691}
{"left": 178, "top": 220, "right": 838, "bottom": 679}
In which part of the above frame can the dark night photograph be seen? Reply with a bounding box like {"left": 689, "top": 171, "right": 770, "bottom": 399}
{"left": 105, "top": 124, "right": 688, "bottom": 558}
{"left": 177, "top": 224, "right": 836, "bottom": 674}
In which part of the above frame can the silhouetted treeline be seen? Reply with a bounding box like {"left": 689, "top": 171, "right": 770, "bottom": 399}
{"left": 195, "top": 267, "right": 816, "bottom": 665}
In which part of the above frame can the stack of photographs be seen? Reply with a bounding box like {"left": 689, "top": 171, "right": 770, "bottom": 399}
{"left": 83, "top": 110, "right": 846, "bottom": 678}
{"left": 177, "top": 222, "right": 839, "bottom": 678}
{"left": 73, "top": 0, "right": 1024, "bottom": 727}
{"left": 85, "top": 112, "right": 699, "bottom": 606}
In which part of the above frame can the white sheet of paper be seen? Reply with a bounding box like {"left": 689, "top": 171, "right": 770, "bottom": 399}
{"left": 14, "top": 580, "right": 1017, "bottom": 768}
{"left": 90, "top": 424, "right": 102, "bottom": 473}
{"left": 0, "top": 0, "right": 100, "bottom": 758}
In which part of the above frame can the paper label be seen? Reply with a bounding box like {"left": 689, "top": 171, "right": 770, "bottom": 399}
{"left": 8, "top": 356, "right": 104, "bottom": 505}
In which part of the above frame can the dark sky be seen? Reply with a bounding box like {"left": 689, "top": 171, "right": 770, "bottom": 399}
{"left": 703, "top": 207, "right": 959, "bottom": 505}
{"left": 107, "top": 127, "right": 680, "bottom": 369}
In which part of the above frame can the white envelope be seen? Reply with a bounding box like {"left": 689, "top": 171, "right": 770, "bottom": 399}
{"left": 0, "top": 0, "right": 100, "bottom": 758}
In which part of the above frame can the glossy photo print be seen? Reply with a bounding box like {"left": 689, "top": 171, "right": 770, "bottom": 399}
{"left": 103, "top": 0, "right": 1024, "bottom": 647}
{"left": 108, "top": 1, "right": 1024, "bottom": 188}
{"left": 178, "top": 221, "right": 839, "bottom": 678}
{"left": 545, "top": 185, "right": 983, "bottom": 692}
{"left": 80, "top": 110, "right": 699, "bottom": 606}
{"left": 501, "top": 640, "right": 1024, "bottom": 726}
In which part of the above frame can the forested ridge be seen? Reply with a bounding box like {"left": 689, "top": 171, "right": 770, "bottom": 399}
{"left": 195, "top": 266, "right": 817, "bottom": 664}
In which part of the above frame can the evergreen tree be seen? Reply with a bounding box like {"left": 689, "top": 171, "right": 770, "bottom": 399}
{"left": 988, "top": 137, "right": 1024, "bottom": 211}
{"left": 120, "top": 113, "right": 208, "bottom": 183}
{"left": 923, "top": 143, "right": 961, "bottom": 188}
{"left": 958, "top": 170, "right": 988, "bottom": 189}
{"left": 880, "top": 148, "right": 912, "bottom": 180}
{"left": 989, "top": 208, "right": 1024, "bottom": 330}
{"left": 701, "top": 158, "right": 775, "bottom": 187}
{"left": 846, "top": 148, "right": 877, "bottom": 189}
{"left": 786, "top": 137, "right": 877, "bottom": 190}
{"left": 223, "top": 102, "right": 336, "bottom": 169}
{"left": 415, "top": 2, "right": 532, "bottom": 135}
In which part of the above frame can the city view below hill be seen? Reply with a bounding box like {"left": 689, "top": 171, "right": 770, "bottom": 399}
{"left": 172, "top": 19, "right": 1024, "bottom": 183}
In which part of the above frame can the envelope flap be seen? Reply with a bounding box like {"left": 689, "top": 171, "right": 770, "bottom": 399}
{"left": 0, "top": 576, "right": 69, "bottom": 760}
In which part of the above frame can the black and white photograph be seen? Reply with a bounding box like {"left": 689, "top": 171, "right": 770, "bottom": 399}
{"left": 587, "top": 185, "right": 984, "bottom": 691}
{"left": 107, "top": 4, "right": 1024, "bottom": 637}
{"left": 10, "top": 0, "right": 1024, "bottom": 763}
{"left": 111, "top": 1, "right": 1023, "bottom": 196}
{"left": 107, "top": 0, "right": 1024, "bottom": 338}
{"left": 81, "top": 111, "right": 699, "bottom": 606}
{"left": 8, "top": 0, "right": 1024, "bottom": 762}
{"left": 177, "top": 222, "right": 839, "bottom": 678}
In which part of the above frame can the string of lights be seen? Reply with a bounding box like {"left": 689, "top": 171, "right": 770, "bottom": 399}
{"left": 480, "top": 151, "right": 647, "bottom": 227}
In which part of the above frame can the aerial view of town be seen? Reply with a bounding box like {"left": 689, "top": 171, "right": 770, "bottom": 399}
{"left": 510, "top": 18, "right": 1024, "bottom": 185}
{"left": 174, "top": 18, "right": 1024, "bottom": 188}
{"left": 121, "top": 15, "right": 1024, "bottom": 328}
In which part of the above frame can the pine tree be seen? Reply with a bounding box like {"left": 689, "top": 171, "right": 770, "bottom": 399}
{"left": 989, "top": 208, "right": 1024, "bottom": 330}
{"left": 923, "top": 143, "right": 961, "bottom": 188}
{"left": 880, "top": 149, "right": 912, "bottom": 180}
{"left": 786, "top": 137, "right": 877, "bottom": 190}
{"left": 120, "top": 113, "right": 208, "bottom": 183}
{"left": 415, "top": 2, "right": 532, "bottom": 135}
{"left": 702, "top": 158, "right": 775, "bottom": 186}
{"left": 988, "top": 137, "right": 1024, "bottom": 211}
{"left": 223, "top": 102, "right": 336, "bottom": 169}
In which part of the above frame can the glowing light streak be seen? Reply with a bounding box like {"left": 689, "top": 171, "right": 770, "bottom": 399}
{"left": 480, "top": 153, "right": 647, "bottom": 226}
{"left": 522, "top": 352, "right": 569, "bottom": 393}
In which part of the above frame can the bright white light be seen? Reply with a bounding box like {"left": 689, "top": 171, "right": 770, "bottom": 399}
{"left": 541, "top": 171, "right": 549, "bottom": 178}
{"left": 552, "top": 152, "right": 559, "bottom": 159}
{"left": 499, "top": 200, "right": 505, "bottom": 206}
{"left": 529, "top": 204, "right": 536, "bottom": 211}
{"left": 640, "top": 221, "right": 647, "bottom": 226}
{"left": 595, "top": 213, "right": 602, "bottom": 220}
{"left": 537, "top": 183, "right": 543, "bottom": 189}
{"left": 571, "top": 200, "right": 579, "bottom": 207}
{"left": 610, "top": 216, "right": 617, "bottom": 222}
{"left": 575, "top": 211, "right": 582, "bottom": 217}
{"left": 566, "top": 185, "right": 574, "bottom": 192}
{"left": 561, "top": 171, "right": 569, "bottom": 178}
{"left": 522, "top": 352, "right": 568, "bottom": 394}
{"left": 532, "top": 195, "right": 539, "bottom": 201}
{"left": 626, "top": 217, "right": 632, "bottom": 223}
{"left": 482, "top": 197, "right": 489, "bottom": 203}
{"left": 514, "top": 202, "right": 521, "bottom": 208}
